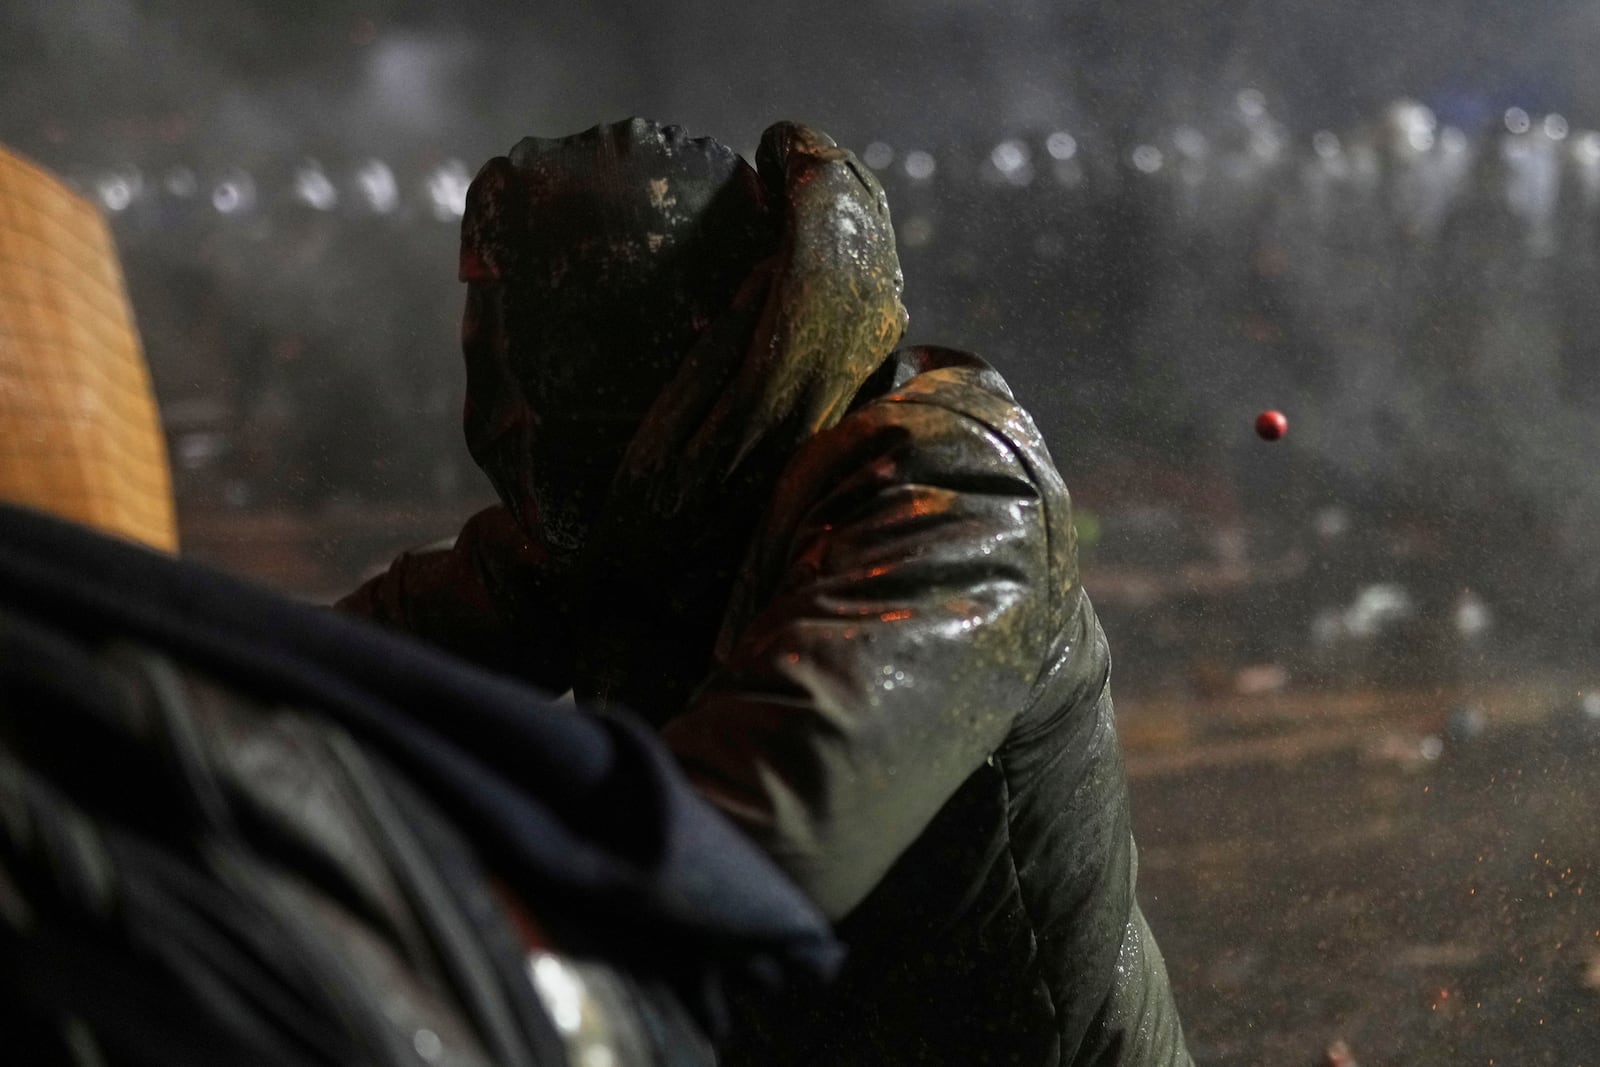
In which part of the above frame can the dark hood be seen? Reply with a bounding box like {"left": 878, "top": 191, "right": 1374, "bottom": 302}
{"left": 457, "top": 118, "right": 908, "bottom": 556}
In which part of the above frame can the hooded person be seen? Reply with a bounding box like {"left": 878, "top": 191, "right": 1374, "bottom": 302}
{"left": 340, "top": 118, "right": 1193, "bottom": 1067}
{"left": 0, "top": 143, "right": 836, "bottom": 1067}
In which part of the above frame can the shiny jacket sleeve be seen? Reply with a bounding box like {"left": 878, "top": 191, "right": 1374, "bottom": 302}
{"left": 662, "top": 395, "right": 1060, "bottom": 921}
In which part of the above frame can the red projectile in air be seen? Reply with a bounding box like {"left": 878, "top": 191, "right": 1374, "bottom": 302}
{"left": 1255, "top": 409, "right": 1288, "bottom": 441}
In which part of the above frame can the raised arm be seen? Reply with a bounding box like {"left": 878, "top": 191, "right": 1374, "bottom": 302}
{"left": 662, "top": 394, "right": 1060, "bottom": 920}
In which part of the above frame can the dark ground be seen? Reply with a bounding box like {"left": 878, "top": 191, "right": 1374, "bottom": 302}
{"left": 1125, "top": 680, "right": 1600, "bottom": 1066}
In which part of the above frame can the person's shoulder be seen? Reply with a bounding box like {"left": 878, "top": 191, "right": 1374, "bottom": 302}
{"left": 849, "top": 344, "right": 1016, "bottom": 411}
{"left": 766, "top": 346, "right": 1075, "bottom": 557}
{"left": 836, "top": 346, "right": 1061, "bottom": 484}
{"left": 783, "top": 346, "right": 1022, "bottom": 477}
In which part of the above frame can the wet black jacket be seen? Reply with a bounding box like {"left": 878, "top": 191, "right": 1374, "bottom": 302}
{"left": 0, "top": 503, "right": 836, "bottom": 1066}
{"left": 346, "top": 346, "right": 1192, "bottom": 1066}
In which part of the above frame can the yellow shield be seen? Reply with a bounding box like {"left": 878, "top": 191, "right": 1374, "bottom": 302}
{"left": 0, "top": 146, "right": 176, "bottom": 551}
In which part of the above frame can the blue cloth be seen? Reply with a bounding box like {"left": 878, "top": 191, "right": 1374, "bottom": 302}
{"left": 0, "top": 502, "right": 838, "bottom": 989}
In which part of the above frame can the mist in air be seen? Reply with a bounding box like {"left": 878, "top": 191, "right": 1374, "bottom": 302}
{"left": 3, "top": 0, "right": 1599, "bottom": 658}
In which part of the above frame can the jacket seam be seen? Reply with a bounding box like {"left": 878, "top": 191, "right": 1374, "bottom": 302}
{"left": 995, "top": 752, "right": 1063, "bottom": 1059}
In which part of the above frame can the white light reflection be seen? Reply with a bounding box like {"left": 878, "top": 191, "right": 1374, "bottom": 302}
{"left": 426, "top": 160, "right": 470, "bottom": 219}
{"left": 211, "top": 172, "right": 256, "bottom": 214}
{"left": 903, "top": 150, "right": 936, "bottom": 180}
{"left": 528, "top": 953, "right": 585, "bottom": 1034}
{"left": 1236, "top": 88, "right": 1267, "bottom": 121}
{"left": 1045, "top": 131, "right": 1077, "bottom": 161}
{"left": 1544, "top": 114, "right": 1570, "bottom": 141}
{"left": 100, "top": 180, "right": 132, "bottom": 212}
{"left": 1312, "top": 130, "right": 1341, "bottom": 160}
{"left": 355, "top": 159, "right": 399, "bottom": 214}
{"left": 1504, "top": 107, "right": 1532, "bottom": 135}
{"left": 990, "top": 140, "right": 1033, "bottom": 186}
{"left": 1390, "top": 101, "right": 1437, "bottom": 153}
{"left": 862, "top": 141, "right": 894, "bottom": 170}
{"left": 991, "top": 140, "right": 1029, "bottom": 174}
{"left": 293, "top": 161, "right": 338, "bottom": 211}
{"left": 1413, "top": 125, "right": 1436, "bottom": 154}
{"left": 97, "top": 169, "right": 141, "bottom": 212}
{"left": 1131, "top": 144, "right": 1163, "bottom": 174}
{"left": 412, "top": 1029, "right": 443, "bottom": 1062}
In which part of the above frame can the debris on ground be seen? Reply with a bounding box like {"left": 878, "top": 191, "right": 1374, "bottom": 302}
{"left": 1323, "top": 1038, "right": 1359, "bottom": 1067}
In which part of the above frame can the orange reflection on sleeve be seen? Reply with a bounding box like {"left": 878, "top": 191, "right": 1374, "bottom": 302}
{"left": 909, "top": 490, "right": 956, "bottom": 518}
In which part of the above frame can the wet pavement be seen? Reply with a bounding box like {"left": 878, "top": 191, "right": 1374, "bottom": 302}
{"left": 1123, "top": 680, "right": 1600, "bottom": 1066}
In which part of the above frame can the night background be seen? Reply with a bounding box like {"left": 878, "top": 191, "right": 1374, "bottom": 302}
{"left": 4, "top": 1, "right": 1600, "bottom": 1062}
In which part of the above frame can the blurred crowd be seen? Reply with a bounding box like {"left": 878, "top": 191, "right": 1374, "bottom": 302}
{"left": 53, "top": 95, "right": 1600, "bottom": 684}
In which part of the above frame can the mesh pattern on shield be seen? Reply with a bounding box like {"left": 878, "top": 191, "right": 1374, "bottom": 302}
{"left": 0, "top": 146, "right": 176, "bottom": 551}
